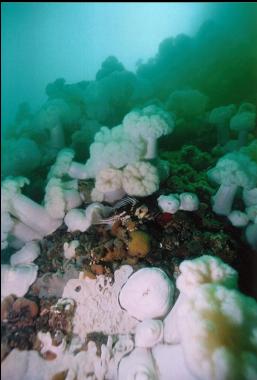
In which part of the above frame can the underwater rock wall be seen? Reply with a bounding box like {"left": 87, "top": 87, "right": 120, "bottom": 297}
{"left": 1, "top": 3, "right": 257, "bottom": 379}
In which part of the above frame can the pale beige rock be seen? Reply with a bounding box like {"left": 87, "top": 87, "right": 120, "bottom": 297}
{"left": 62, "top": 265, "right": 139, "bottom": 338}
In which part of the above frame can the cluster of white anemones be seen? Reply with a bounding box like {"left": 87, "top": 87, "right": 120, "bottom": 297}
{"left": 207, "top": 150, "right": 257, "bottom": 250}
{"left": 117, "top": 256, "right": 257, "bottom": 380}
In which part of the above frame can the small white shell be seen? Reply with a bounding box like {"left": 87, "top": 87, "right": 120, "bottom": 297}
{"left": 118, "top": 347, "right": 157, "bottom": 380}
{"left": 135, "top": 319, "right": 163, "bottom": 348}
{"left": 10, "top": 241, "right": 40, "bottom": 266}
{"left": 119, "top": 267, "right": 174, "bottom": 321}
{"left": 1, "top": 263, "right": 38, "bottom": 300}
